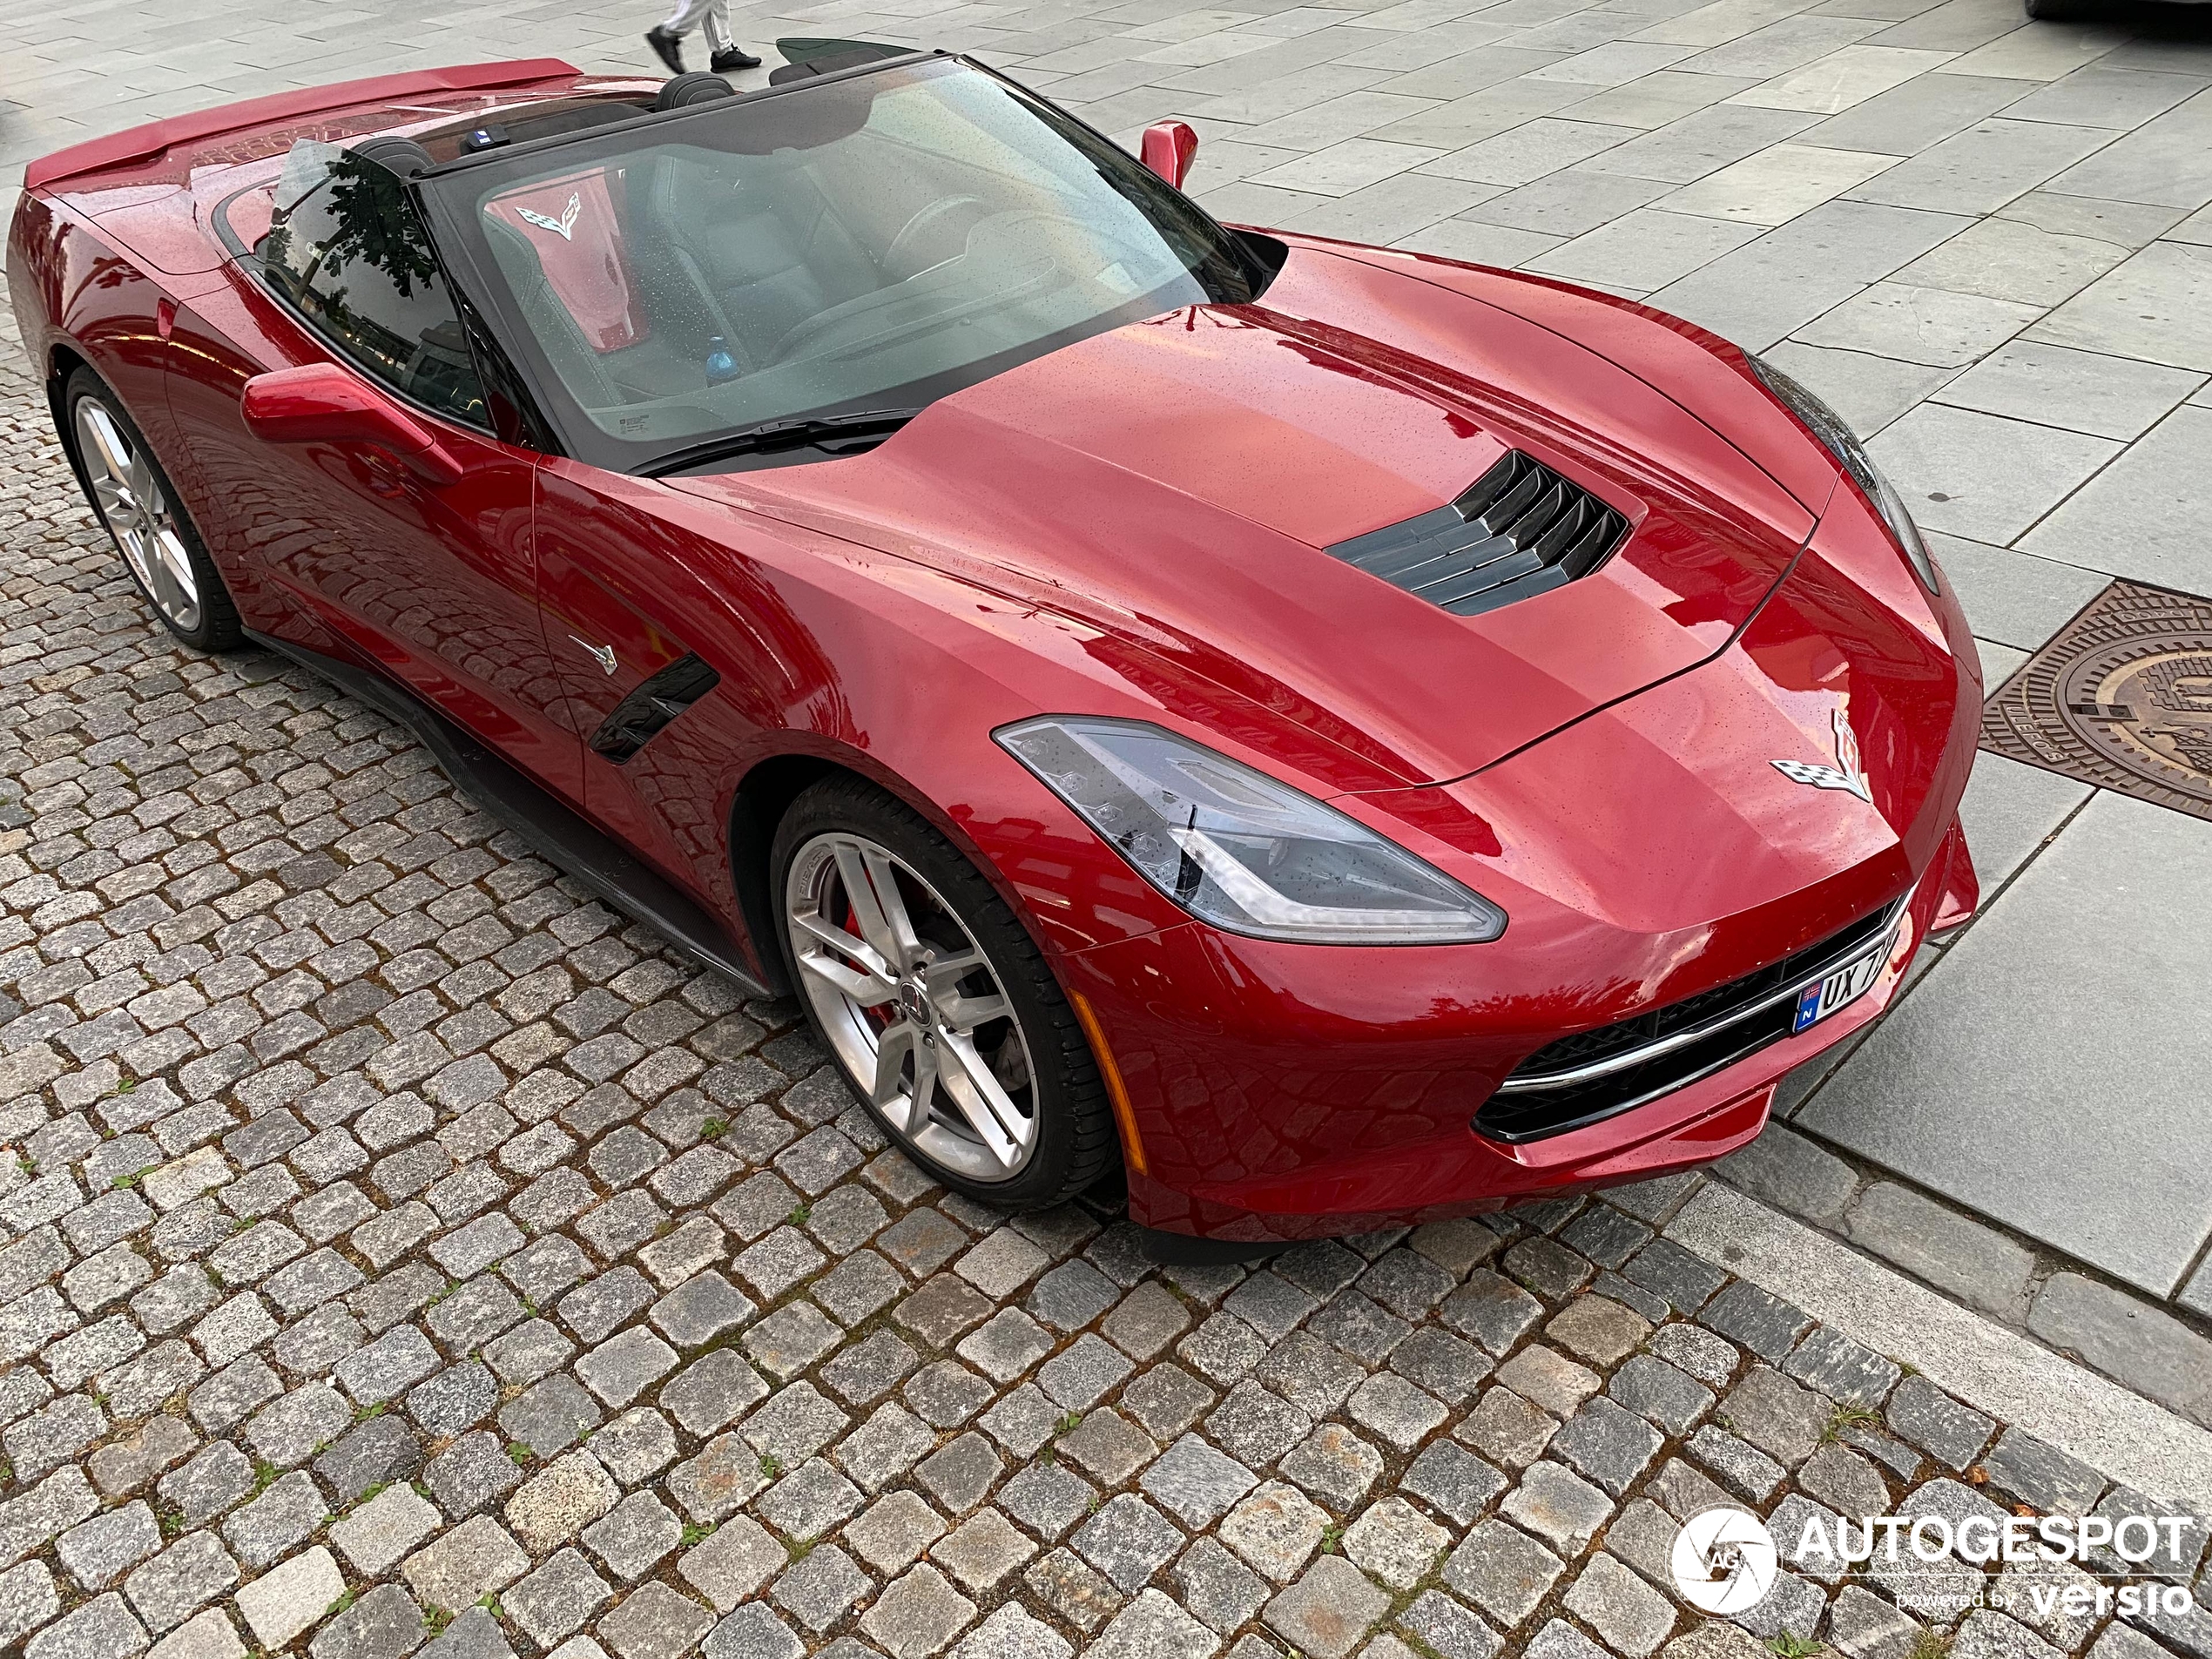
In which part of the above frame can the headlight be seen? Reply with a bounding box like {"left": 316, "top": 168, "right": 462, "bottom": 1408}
{"left": 1746, "top": 354, "right": 1940, "bottom": 594}
{"left": 995, "top": 716, "right": 1507, "bottom": 945}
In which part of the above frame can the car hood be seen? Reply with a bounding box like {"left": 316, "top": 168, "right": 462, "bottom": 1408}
{"left": 671, "top": 242, "right": 1826, "bottom": 788}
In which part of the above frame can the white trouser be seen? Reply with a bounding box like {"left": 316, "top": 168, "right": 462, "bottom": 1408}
{"left": 658, "top": 0, "right": 732, "bottom": 53}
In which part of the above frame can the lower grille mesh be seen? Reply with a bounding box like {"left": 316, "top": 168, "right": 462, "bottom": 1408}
{"left": 1325, "top": 449, "right": 1629, "bottom": 617}
{"left": 1476, "top": 900, "right": 1905, "bottom": 1143}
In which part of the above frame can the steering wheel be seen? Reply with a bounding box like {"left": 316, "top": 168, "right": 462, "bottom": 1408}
{"left": 885, "top": 195, "right": 989, "bottom": 275}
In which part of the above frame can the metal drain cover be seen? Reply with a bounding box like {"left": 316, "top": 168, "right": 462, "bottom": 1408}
{"left": 1981, "top": 580, "right": 2212, "bottom": 820}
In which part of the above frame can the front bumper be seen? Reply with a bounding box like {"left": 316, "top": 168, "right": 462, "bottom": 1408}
{"left": 1061, "top": 814, "right": 1974, "bottom": 1243}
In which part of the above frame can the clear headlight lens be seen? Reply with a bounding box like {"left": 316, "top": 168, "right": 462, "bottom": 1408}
{"left": 1746, "top": 354, "right": 1940, "bottom": 594}
{"left": 995, "top": 716, "right": 1507, "bottom": 945}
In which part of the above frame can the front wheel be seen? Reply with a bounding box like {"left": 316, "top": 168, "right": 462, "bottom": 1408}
{"left": 64, "top": 367, "right": 241, "bottom": 651}
{"left": 772, "top": 775, "right": 1118, "bottom": 1208}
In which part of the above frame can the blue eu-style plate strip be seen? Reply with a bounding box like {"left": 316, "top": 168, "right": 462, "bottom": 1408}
{"left": 1793, "top": 984, "right": 1823, "bottom": 1033}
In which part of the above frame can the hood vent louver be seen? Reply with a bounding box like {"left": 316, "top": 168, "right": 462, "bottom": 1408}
{"left": 1325, "top": 450, "right": 1629, "bottom": 617}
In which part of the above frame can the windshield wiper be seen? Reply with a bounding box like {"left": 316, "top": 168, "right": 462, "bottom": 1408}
{"left": 643, "top": 408, "right": 921, "bottom": 475}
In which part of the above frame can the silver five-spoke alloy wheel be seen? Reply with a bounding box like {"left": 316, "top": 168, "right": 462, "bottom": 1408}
{"left": 785, "top": 831, "right": 1040, "bottom": 1184}
{"left": 75, "top": 395, "right": 202, "bottom": 635}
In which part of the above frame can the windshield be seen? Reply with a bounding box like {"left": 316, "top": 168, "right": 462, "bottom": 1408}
{"left": 421, "top": 58, "right": 1273, "bottom": 472}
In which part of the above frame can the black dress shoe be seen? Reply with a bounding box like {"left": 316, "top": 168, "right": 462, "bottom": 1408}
{"left": 711, "top": 45, "right": 762, "bottom": 71}
{"left": 646, "top": 26, "right": 685, "bottom": 72}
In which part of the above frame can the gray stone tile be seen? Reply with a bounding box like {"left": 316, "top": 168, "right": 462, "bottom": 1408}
{"left": 1242, "top": 89, "right": 1444, "bottom": 151}
{"left": 1419, "top": 118, "right": 1642, "bottom": 186}
{"left": 1563, "top": 68, "right": 1764, "bottom": 132}
{"left": 1977, "top": 639, "right": 2027, "bottom": 685}
{"left": 1531, "top": 40, "right": 1709, "bottom": 91}
{"left": 1278, "top": 172, "right": 1499, "bottom": 240}
{"left": 1715, "top": 1123, "right": 1860, "bottom": 1223}
{"left": 1935, "top": 341, "right": 2207, "bottom": 439}
{"left": 2000, "top": 64, "right": 2208, "bottom": 131}
{"left": 1389, "top": 219, "right": 1567, "bottom": 266}
{"left": 1578, "top": 101, "right": 1822, "bottom": 184}
{"left": 1254, "top": 137, "right": 1446, "bottom": 197}
{"left": 1645, "top": 198, "right": 1970, "bottom": 348}
{"left": 1379, "top": 48, "right": 1581, "bottom": 106}
{"left": 1844, "top": 1182, "right": 2036, "bottom": 1318}
{"left": 1997, "top": 189, "right": 2188, "bottom": 246}
{"left": 1928, "top": 530, "right": 2109, "bottom": 654}
{"left": 2027, "top": 239, "right": 2212, "bottom": 373}
{"left": 1866, "top": 401, "right": 2120, "bottom": 543}
{"left": 1195, "top": 179, "right": 1332, "bottom": 226}
{"left": 2017, "top": 403, "right": 2212, "bottom": 590}
{"left": 1184, "top": 138, "right": 1309, "bottom": 192}
{"left": 1953, "top": 750, "right": 2096, "bottom": 901}
{"left": 2174, "top": 194, "right": 2212, "bottom": 246}
{"left": 1846, "top": 115, "right": 2113, "bottom": 215}
{"left": 1523, "top": 206, "right": 1763, "bottom": 287}
{"left": 1804, "top": 792, "right": 2212, "bottom": 1295}
{"left": 1676, "top": 14, "right": 1886, "bottom": 80}
{"left": 1366, "top": 77, "right": 1591, "bottom": 152}
{"left": 1796, "top": 71, "right": 2029, "bottom": 155}
{"left": 1795, "top": 280, "right": 2040, "bottom": 366}
{"left": 2042, "top": 82, "right": 2212, "bottom": 209}
{"left": 2027, "top": 1274, "right": 2212, "bottom": 1426}
{"left": 1458, "top": 169, "right": 1674, "bottom": 235}
{"left": 1895, "top": 214, "right": 2131, "bottom": 307}
{"left": 1728, "top": 43, "right": 1959, "bottom": 118}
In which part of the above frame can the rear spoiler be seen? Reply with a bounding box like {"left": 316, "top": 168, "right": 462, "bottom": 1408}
{"left": 24, "top": 58, "right": 582, "bottom": 191}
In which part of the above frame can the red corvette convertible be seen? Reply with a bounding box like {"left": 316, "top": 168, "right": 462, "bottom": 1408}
{"left": 9, "top": 45, "right": 1980, "bottom": 1256}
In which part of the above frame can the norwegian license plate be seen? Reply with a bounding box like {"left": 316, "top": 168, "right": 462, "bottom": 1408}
{"left": 1791, "top": 935, "right": 1892, "bottom": 1034}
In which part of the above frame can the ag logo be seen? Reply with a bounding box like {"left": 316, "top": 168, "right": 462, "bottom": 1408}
{"left": 1671, "top": 1507, "right": 1777, "bottom": 1615}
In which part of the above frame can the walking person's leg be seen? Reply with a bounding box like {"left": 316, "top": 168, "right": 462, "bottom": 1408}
{"left": 645, "top": 0, "right": 715, "bottom": 72}
{"left": 705, "top": 0, "right": 762, "bottom": 71}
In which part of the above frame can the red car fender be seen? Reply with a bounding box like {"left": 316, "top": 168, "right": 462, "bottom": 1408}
{"left": 532, "top": 458, "right": 1200, "bottom": 968}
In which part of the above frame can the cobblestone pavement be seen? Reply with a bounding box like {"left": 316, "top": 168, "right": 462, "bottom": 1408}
{"left": 6, "top": 0, "right": 2212, "bottom": 1375}
{"left": 6, "top": 342, "right": 2212, "bottom": 1659}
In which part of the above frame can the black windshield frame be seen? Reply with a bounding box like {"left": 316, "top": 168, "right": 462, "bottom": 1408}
{"left": 415, "top": 54, "right": 1281, "bottom": 475}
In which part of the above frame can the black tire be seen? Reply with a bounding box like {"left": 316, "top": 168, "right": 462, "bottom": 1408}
{"left": 62, "top": 366, "right": 243, "bottom": 652}
{"left": 771, "top": 774, "right": 1119, "bottom": 1208}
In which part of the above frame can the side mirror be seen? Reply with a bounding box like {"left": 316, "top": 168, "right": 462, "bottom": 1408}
{"left": 1140, "top": 121, "right": 1198, "bottom": 192}
{"left": 240, "top": 362, "right": 461, "bottom": 486}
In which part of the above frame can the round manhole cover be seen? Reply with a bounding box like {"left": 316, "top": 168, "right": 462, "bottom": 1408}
{"left": 1983, "top": 582, "right": 2212, "bottom": 821}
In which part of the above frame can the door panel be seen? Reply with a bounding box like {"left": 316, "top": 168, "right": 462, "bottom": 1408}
{"left": 532, "top": 456, "right": 857, "bottom": 957}
{"left": 534, "top": 468, "right": 732, "bottom": 894}
{"left": 165, "top": 269, "right": 583, "bottom": 801}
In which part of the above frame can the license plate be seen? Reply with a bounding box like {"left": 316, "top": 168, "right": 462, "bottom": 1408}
{"left": 1791, "top": 935, "right": 1892, "bottom": 1033}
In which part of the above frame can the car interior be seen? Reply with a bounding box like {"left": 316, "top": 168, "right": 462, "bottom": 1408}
{"left": 432, "top": 64, "right": 1211, "bottom": 448}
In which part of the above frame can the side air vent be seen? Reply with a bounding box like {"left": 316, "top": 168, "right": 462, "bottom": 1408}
{"left": 1325, "top": 450, "right": 1629, "bottom": 617}
{"left": 590, "top": 654, "right": 721, "bottom": 763}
